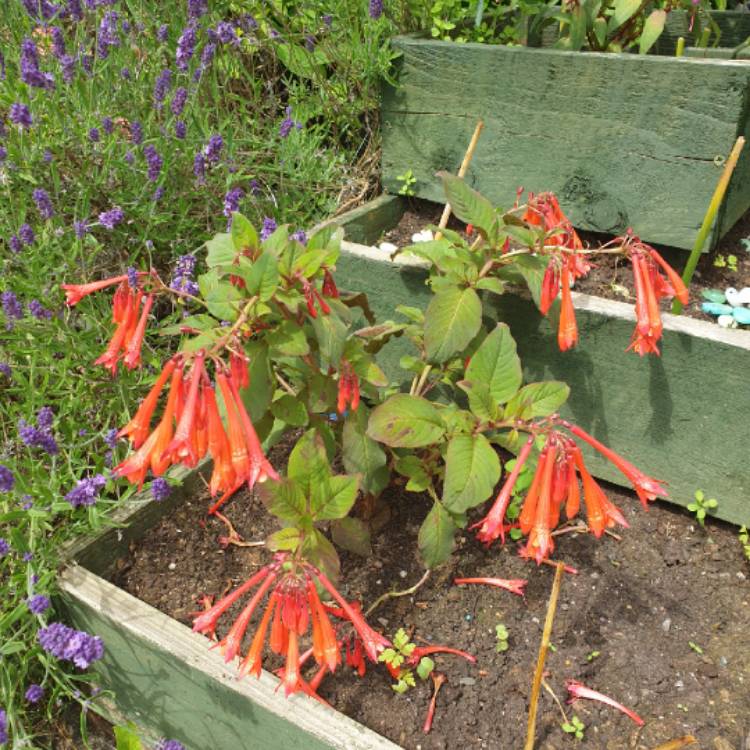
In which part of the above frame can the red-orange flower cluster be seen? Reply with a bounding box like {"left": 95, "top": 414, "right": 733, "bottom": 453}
{"left": 472, "top": 422, "right": 667, "bottom": 563}
{"left": 114, "top": 351, "right": 278, "bottom": 506}
{"left": 336, "top": 359, "right": 360, "bottom": 415}
{"left": 192, "top": 554, "right": 391, "bottom": 697}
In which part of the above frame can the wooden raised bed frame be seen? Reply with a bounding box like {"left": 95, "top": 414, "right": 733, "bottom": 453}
{"left": 380, "top": 34, "right": 750, "bottom": 251}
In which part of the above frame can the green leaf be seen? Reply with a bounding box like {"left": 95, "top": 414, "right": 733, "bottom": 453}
{"left": 368, "top": 394, "right": 445, "bottom": 449}
{"left": 113, "top": 724, "right": 144, "bottom": 750}
{"left": 240, "top": 342, "right": 272, "bottom": 422}
{"left": 610, "top": 0, "right": 641, "bottom": 31}
{"left": 205, "top": 280, "right": 243, "bottom": 320}
{"left": 639, "top": 9, "right": 667, "bottom": 54}
{"left": 313, "top": 474, "right": 360, "bottom": 521}
{"left": 466, "top": 323, "right": 522, "bottom": 405}
{"left": 231, "top": 213, "right": 258, "bottom": 252}
{"left": 241, "top": 253, "right": 279, "bottom": 301}
{"left": 271, "top": 394, "right": 308, "bottom": 427}
{"left": 266, "top": 527, "right": 302, "bottom": 552}
{"left": 424, "top": 287, "right": 482, "bottom": 363}
{"left": 264, "top": 479, "right": 307, "bottom": 522}
{"left": 593, "top": 16, "right": 608, "bottom": 47}
{"left": 311, "top": 310, "right": 348, "bottom": 369}
{"left": 343, "top": 406, "right": 389, "bottom": 496}
{"left": 568, "top": 4, "right": 587, "bottom": 50}
{"left": 504, "top": 381, "right": 570, "bottom": 420}
{"left": 460, "top": 381, "right": 499, "bottom": 422}
{"left": 205, "top": 232, "right": 236, "bottom": 268}
{"left": 331, "top": 516, "right": 372, "bottom": 556}
{"left": 266, "top": 320, "right": 310, "bottom": 356}
{"left": 437, "top": 172, "right": 496, "bottom": 236}
{"left": 418, "top": 501, "right": 458, "bottom": 568}
{"left": 302, "top": 528, "right": 340, "bottom": 581}
{"left": 288, "top": 429, "right": 330, "bottom": 496}
{"left": 475, "top": 276, "right": 506, "bottom": 296}
{"left": 442, "top": 434, "right": 500, "bottom": 513}
{"left": 394, "top": 455, "right": 432, "bottom": 492}
{"left": 417, "top": 657, "right": 435, "bottom": 680}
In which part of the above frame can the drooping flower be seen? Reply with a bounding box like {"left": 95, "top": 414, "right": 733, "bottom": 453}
{"left": 337, "top": 360, "right": 360, "bottom": 415}
{"left": 33, "top": 189, "right": 54, "bottom": 220}
{"left": 65, "top": 474, "right": 107, "bottom": 507}
{"left": 454, "top": 577, "right": 527, "bottom": 596}
{"left": 301, "top": 279, "right": 330, "bottom": 319}
{"left": 566, "top": 680, "right": 644, "bottom": 726}
{"left": 9, "top": 103, "right": 33, "bottom": 129}
{"left": 321, "top": 269, "right": 338, "bottom": 298}
{"left": 98, "top": 206, "right": 124, "bottom": 229}
{"left": 38, "top": 622, "right": 104, "bottom": 668}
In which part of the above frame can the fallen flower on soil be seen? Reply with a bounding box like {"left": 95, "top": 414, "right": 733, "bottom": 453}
{"left": 453, "top": 577, "right": 527, "bottom": 597}
{"left": 565, "top": 679, "right": 644, "bottom": 726}
{"left": 423, "top": 672, "right": 446, "bottom": 734}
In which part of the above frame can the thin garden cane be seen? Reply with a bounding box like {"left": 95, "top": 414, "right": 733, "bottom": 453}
{"left": 434, "top": 119, "right": 484, "bottom": 241}
{"left": 524, "top": 561, "right": 565, "bottom": 750}
{"left": 672, "top": 135, "right": 745, "bottom": 314}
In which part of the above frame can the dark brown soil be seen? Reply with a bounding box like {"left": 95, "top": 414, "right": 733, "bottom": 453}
{"left": 382, "top": 199, "right": 750, "bottom": 324}
{"left": 114, "top": 457, "right": 750, "bottom": 750}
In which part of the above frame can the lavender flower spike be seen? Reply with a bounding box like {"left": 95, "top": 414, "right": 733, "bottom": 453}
{"left": 99, "top": 206, "right": 124, "bottom": 229}
{"left": 33, "top": 189, "right": 55, "bottom": 220}
{"left": 38, "top": 622, "right": 104, "bottom": 669}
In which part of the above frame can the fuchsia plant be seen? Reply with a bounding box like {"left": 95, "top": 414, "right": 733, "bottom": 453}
{"left": 61, "top": 176, "right": 687, "bottom": 705}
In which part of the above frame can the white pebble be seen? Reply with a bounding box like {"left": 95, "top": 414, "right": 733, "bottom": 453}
{"left": 399, "top": 570, "right": 408, "bottom": 579}
{"left": 725, "top": 287, "right": 743, "bottom": 307}
{"left": 168, "top": 562, "right": 176, "bottom": 570}
{"left": 717, "top": 314, "right": 738, "bottom": 329}
{"left": 411, "top": 232, "right": 427, "bottom": 244}
{"left": 736, "top": 287, "right": 750, "bottom": 305}
{"left": 419, "top": 229, "right": 434, "bottom": 242}
{"left": 378, "top": 241, "right": 398, "bottom": 254}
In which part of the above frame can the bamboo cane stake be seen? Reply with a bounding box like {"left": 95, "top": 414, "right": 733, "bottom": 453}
{"left": 672, "top": 135, "right": 745, "bottom": 314}
{"left": 434, "top": 119, "right": 484, "bottom": 241}
{"left": 524, "top": 561, "right": 565, "bottom": 750}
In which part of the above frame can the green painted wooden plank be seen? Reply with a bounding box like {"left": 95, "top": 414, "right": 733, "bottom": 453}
{"left": 58, "top": 566, "right": 399, "bottom": 750}
{"left": 334, "top": 220, "right": 750, "bottom": 526}
{"left": 381, "top": 36, "right": 750, "bottom": 250}
{"left": 315, "top": 194, "right": 405, "bottom": 245}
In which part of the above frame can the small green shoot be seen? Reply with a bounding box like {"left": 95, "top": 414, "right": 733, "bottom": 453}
{"left": 688, "top": 641, "right": 704, "bottom": 655}
{"left": 548, "top": 643, "right": 557, "bottom": 653}
{"left": 495, "top": 623, "right": 509, "bottom": 652}
{"left": 396, "top": 168, "right": 417, "bottom": 196}
{"left": 561, "top": 715, "right": 585, "bottom": 740}
{"left": 739, "top": 526, "right": 750, "bottom": 560}
{"left": 687, "top": 489, "right": 718, "bottom": 526}
{"left": 713, "top": 254, "right": 739, "bottom": 272}
{"left": 677, "top": 703, "right": 689, "bottom": 713}
{"left": 585, "top": 650, "right": 600, "bottom": 662}
{"left": 379, "top": 628, "right": 434, "bottom": 693}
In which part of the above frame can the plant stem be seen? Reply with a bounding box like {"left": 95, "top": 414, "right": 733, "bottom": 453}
{"left": 365, "top": 569, "right": 431, "bottom": 617}
{"left": 524, "top": 561, "right": 565, "bottom": 750}
{"left": 672, "top": 136, "right": 745, "bottom": 314}
{"left": 541, "top": 677, "right": 569, "bottom": 724}
{"left": 435, "top": 119, "right": 484, "bottom": 241}
{"left": 675, "top": 36, "right": 685, "bottom": 57}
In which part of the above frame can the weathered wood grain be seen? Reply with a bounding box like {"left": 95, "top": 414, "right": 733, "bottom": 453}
{"left": 333, "top": 202, "right": 750, "bottom": 525}
{"left": 59, "top": 565, "right": 400, "bottom": 750}
{"left": 315, "top": 194, "right": 406, "bottom": 245}
{"left": 660, "top": 9, "right": 750, "bottom": 52}
{"left": 381, "top": 36, "right": 750, "bottom": 250}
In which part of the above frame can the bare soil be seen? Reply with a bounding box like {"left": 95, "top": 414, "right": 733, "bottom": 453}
{"left": 381, "top": 199, "right": 750, "bottom": 323}
{"left": 114, "top": 452, "right": 750, "bottom": 750}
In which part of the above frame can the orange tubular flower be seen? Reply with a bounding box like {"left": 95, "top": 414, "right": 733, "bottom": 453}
{"left": 557, "top": 264, "right": 578, "bottom": 351}
{"left": 526, "top": 436, "right": 557, "bottom": 563}
{"left": 230, "top": 351, "right": 250, "bottom": 390}
{"left": 573, "top": 447, "right": 628, "bottom": 537}
{"left": 322, "top": 269, "right": 339, "bottom": 298}
{"left": 94, "top": 290, "right": 138, "bottom": 375}
{"left": 61, "top": 274, "right": 129, "bottom": 306}
{"left": 628, "top": 252, "right": 662, "bottom": 356}
{"left": 471, "top": 436, "right": 534, "bottom": 545}
{"left": 111, "top": 425, "right": 161, "bottom": 489}
{"left": 118, "top": 358, "right": 177, "bottom": 448}
{"left": 337, "top": 360, "right": 360, "bottom": 415}
{"left": 163, "top": 351, "right": 206, "bottom": 468}
{"left": 123, "top": 294, "right": 154, "bottom": 370}
{"left": 204, "top": 384, "right": 236, "bottom": 496}
{"left": 149, "top": 363, "right": 183, "bottom": 476}
{"left": 649, "top": 248, "right": 688, "bottom": 306}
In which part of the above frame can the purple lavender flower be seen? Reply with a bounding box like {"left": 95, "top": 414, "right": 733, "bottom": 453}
{"left": 120, "top": 66, "right": 131, "bottom": 80}
{"left": 98, "top": 206, "right": 124, "bottom": 229}
{"left": 0, "top": 146, "right": 6, "bottom": 162}
{"left": 131, "top": 120, "right": 143, "bottom": 145}
{"left": 175, "top": 120, "right": 187, "bottom": 139}
{"left": 170, "top": 254, "right": 199, "bottom": 295}
{"left": 0, "top": 363, "right": 11, "bottom": 378}
{"left": 33, "top": 189, "right": 55, "bottom": 220}
{"left": 151, "top": 477, "right": 171, "bottom": 502}
{"left": 279, "top": 107, "right": 302, "bottom": 138}
{"left": 38, "top": 622, "right": 105, "bottom": 669}
{"left": 9, "top": 236, "right": 22, "bottom": 254}
{"left": 97, "top": 11, "right": 121, "bottom": 59}
{"left": 239, "top": 14, "right": 258, "bottom": 31}
{"left": 104, "top": 427, "right": 118, "bottom": 448}
{"left": 152, "top": 186, "right": 165, "bottom": 202}
{"left": 153, "top": 68, "right": 173, "bottom": 107}
{"left": 102, "top": 116, "right": 114, "bottom": 134}
{"left": 22, "top": 0, "right": 61, "bottom": 20}
{"left": 322, "top": 14, "right": 333, "bottom": 28}
{"left": 25, "top": 684, "right": 44, "bottom": 704}
{"left": 43, "top": 149, "right": 53, "bottom": 163}
{"left": 157, "top": 23, "right": 169, "bottom": 42}
{"left": 121, "top": 19, "right": 131, "bottom": 33}
{"left": 249, "top": 179, "right": 260, "bottom": 196}
{"left": 200, "top": 41, "right": 216, "bottom": 68}
{"left": 291, "top": 229, "right": 307, "bottom": 245}
{"left": 19, "top": 224, "right": 35, "bottom": 245}
{"left": 171, "top": 87, "right": 188, "bottom": 116}
{"left": 215, "top": 21, "right": 238, "bottom": 44}
{"left": 51, "top": 27, "right": 66, "bottom": 59}
{"left": 193, "top": 152, "right": 205, "bottom": 182}
{"left": 18, "top": 414, "right": 59, "bottom": 454}
{"left": 23, "top": 552, "right": 34, "bottom": 562}
{"left": 0, "top": 538, "right": 9, "bottom": 556}
{"left": 10, "top": 103, "right": 33, "bottom": 129}
{"left": 187, "top": 0, "right": 207, "bottom": 19}
{"left": 66, "top": 0, "right": 83, "bottom": 21}
{"left": 88, "top": 127, "right": 100, "bottom": 143}
{"left": 60, "top": 54, "right": 76, "bottom": 84}
{"left": 27, "top": 594, "right": 51, "bottom": 614}
{"left": 143, "top": 145, "right": 163, "bottom": 182}
{"left": 223, "top": 187, "right": 244, "bottom": 220}
{"left": 176, "top": 23, "right": 198, "bottom": 71}
{"left": 155, "top": 740, "right": 185, "bottom": 750}
{"left": 369, "top": 0, "right": 384, "bottom": 19}
{"left": 28, "top": 300, "right": 52, "bottom": 320}
{"left": 260, "top": 217, "right": 277, "bottom": 241}
{"left": 204, "top": 134, "right": 223, "bottom": 163}
{"left": 20, "top": 37, "right": 55, "bottom": 90}
{"left": 2, "top": 291, "right": 24, "bottom": 328}
{"left": 65, "top": 474, "right": 106, "bottom": 508}
{"left": 305, "top": 34, "right": 316, "bottom": 52}
{"left": 73, "top": 219, "right": 89, "bottom": 238}
{"left": 0, "top": 709, "right": 6, "bottom": 746}
{"left": 124, "top": 150, "right": 135, "bottom": 165}
{"left": 37, "top": 406, "right": 54, "bottom": 430}
{"left": 126, "top": 267, "right": 138, "bottom": 289}
{"left": 0, "top": 465, "right": 14, "bottom": 492}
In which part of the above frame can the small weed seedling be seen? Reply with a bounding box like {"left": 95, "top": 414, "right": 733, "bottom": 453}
{"left": 495, "top": 624, "right": 509, "bottom": 652}
{"left": 586, "top": 650, "right": 601, "bottom": 662}
{"left": 688, "top": 490, "right": 718, "bottom": 526}
{"left": 379, "top": 628, "right": 434, "bottom": 693}
{"left": 713, "top": 254, "right": 739, "bottom": 272}
{"left": 739, "top": 526, "right": 750, "bottom": 560}
{"left": 561, "top": 715, "right": 586, "bottom": 740}
{"left": 688, "top": 641, "right": 704, "bottom": 655}
{"left": 396, "top": 168, "right": 417, "bottom": 196}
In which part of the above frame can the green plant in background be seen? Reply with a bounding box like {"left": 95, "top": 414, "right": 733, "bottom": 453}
{"left": 495, "top": 623, "right": 510, "bottom": 652}
{"left": 379, "top": 628, "right": 435, "bottom": 692}
{"left": 739, "top": 526, "right": 750, "bottom": 560}
{"left": 396, "top": 168, "right": 417, "bottom": 196}
{"left": 688, "top": 489, "right": 718, "bottom": 526}
{"left": 713, "top": 254, "right": 739, "bottom": 272}
{"left": 561, "top": 715, "right": 586, "bottom": 740}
